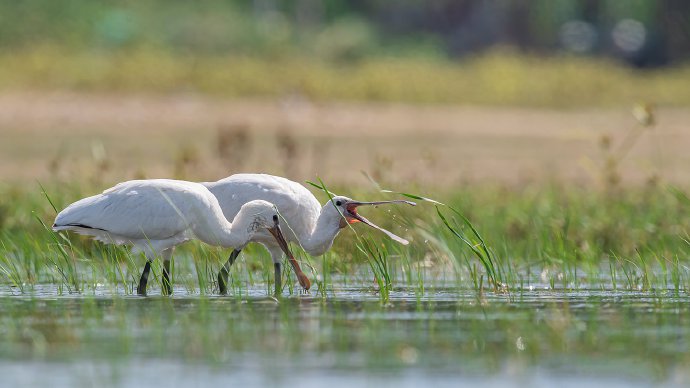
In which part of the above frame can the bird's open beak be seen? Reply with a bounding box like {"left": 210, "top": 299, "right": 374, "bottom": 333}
{"left": 343, "top": 199, "right": 416, "bottom": 245}
{"left": 268, "top": 218, "right": 311, "bottom": 290}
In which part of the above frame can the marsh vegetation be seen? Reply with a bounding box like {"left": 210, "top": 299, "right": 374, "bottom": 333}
{"left": 3, "top": 164, "right": 690, "bottom": 385}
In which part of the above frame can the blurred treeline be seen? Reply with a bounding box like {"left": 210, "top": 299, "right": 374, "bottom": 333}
{"left": 1, "top": 0, "right": 688, "bottom": 66}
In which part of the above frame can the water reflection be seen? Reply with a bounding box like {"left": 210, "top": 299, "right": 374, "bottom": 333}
{"left": 0, "top": 285, "right": 688, "bottom": 387}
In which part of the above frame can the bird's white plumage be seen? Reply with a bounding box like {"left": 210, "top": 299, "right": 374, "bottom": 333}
{"left": 203, "top": 173, "right": 409, "bottom": 258}
{"left": 204, "top": 174, "right": 321, "bottom": 248}
{"left": 53, "top": 179, "right": 272, "bottom": 256}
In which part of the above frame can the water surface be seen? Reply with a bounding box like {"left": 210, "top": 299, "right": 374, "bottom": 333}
{"left": 1, "top": 285, "right": 688, "bottom": 387}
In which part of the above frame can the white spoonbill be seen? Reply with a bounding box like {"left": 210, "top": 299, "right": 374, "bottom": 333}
{"left": 52, "top": 179, "right": 310, "bottom": 296}
{"left": 202, "top": 174, "right": 415, "bottom": 294}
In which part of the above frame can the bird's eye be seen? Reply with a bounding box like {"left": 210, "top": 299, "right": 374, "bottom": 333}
{"left": 272, "top": 215, "right": 278, "bottom": 221}
{"left": 335, "top": 200, "right": 342, "bottom": 206}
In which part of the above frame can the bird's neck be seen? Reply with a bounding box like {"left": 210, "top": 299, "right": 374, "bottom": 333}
{"left": 300, "top": 207, "right": 342, "bottom": 256}
{"left": 191, "top": 210, "right": 247, "bottom": 249}
{"left": 220, "top": 221, "right": 248, "bottom": 248}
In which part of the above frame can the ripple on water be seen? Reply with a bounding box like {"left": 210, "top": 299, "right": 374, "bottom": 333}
{"left": 1, "top": 282, "right": 689, "bottom": 388}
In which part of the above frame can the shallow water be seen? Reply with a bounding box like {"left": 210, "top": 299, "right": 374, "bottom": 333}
{"left": 1, "top": 285, "right": 689, "bottom": 387}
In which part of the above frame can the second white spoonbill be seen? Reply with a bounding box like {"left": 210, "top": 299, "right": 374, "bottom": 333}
{"left": 203, "top": 173, "right": 415, "bottom": 294}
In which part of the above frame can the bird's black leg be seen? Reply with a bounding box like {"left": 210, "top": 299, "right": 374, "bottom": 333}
{"left": 218, "top": 249, "right": 241, "bottom": 295}
{"left": 274, "top": 262, "right": 282, "bottom": 296}
{"left": 162, "top": 258, "right": 172, "bottom": 296}
{"left": 161, "top": 248, "right": 175, "bottom": 296}
{"left": 137, "top": 260, "right": 152, "bottom": 296}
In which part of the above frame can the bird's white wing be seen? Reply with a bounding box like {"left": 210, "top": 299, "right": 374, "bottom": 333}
{"left": 54, "top": 180, "right": 209, "bottom": 240}
{"left": 204, "top": 174, "right": 321, "bottom": 240}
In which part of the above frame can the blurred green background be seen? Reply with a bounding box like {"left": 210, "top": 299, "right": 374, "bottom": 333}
{"left": 1, "top": 0, "right": 689, "bottom": 106}
{"left": 2, "top": 0, "right": 687, "bottom": 64}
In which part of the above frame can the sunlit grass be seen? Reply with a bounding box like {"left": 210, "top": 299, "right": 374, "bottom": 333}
{"left": 2, "top": 178, "right": 690, "bottom": 296}
{"left": 2, "top": 47, "right": 690, "bottom": 107}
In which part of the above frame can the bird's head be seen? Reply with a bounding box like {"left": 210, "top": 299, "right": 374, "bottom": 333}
{"left": 325, "top": 195, "right": 416, "bottom": 245}
{"left": 239, "top": 200, "right": 310, "bottom": 290}
{"left": 240, "top": 200, "right": 282, "bottom": 233}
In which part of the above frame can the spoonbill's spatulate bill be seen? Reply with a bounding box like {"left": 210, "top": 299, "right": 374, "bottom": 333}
{"left": 52, "top": 179, "right": 309, "bottom": 295}
{"left": 202, "top": 174, "right": 415, "bottom": 294}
